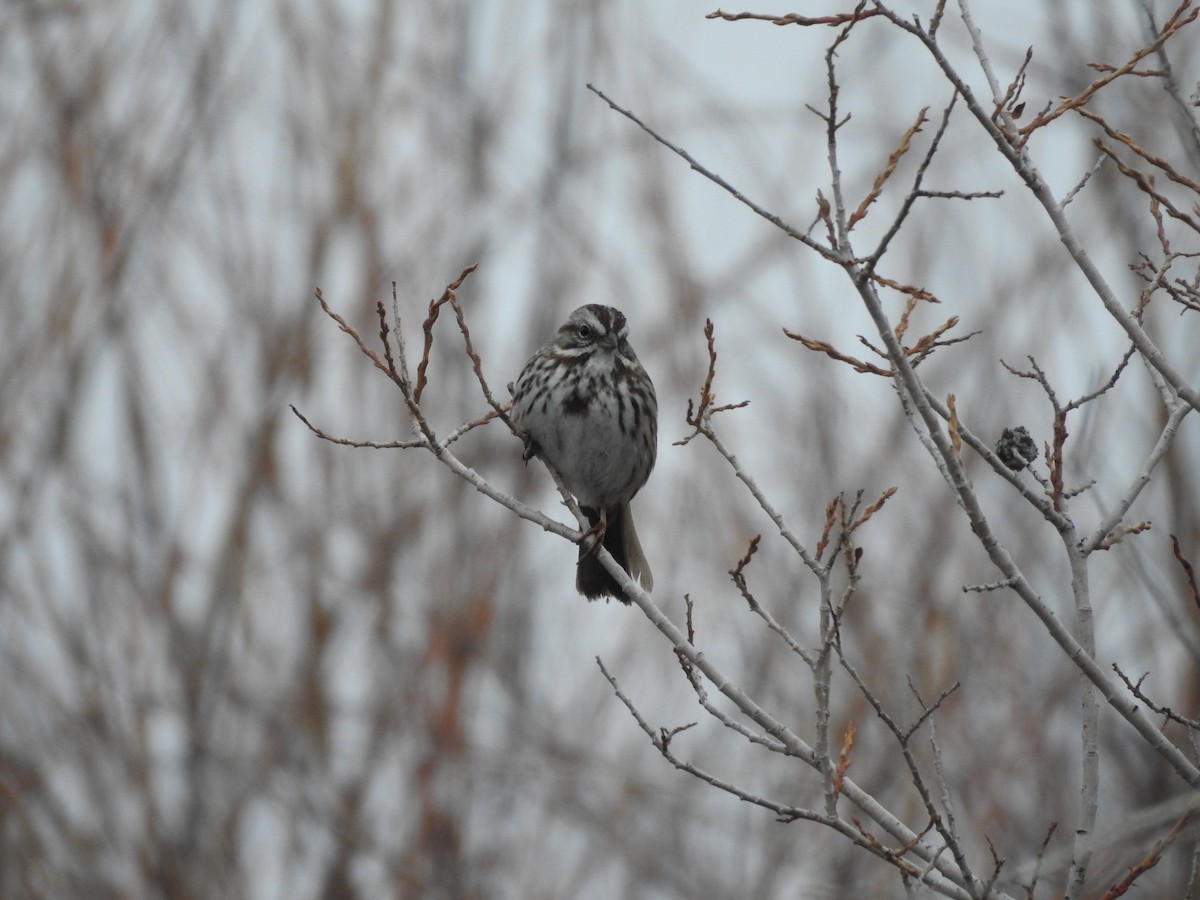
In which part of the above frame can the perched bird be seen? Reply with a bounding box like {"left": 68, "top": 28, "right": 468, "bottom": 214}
{"left": 512, "top": 305, "right": 657, "bottom": 602}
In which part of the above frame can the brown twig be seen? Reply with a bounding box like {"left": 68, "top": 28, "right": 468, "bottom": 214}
{"left": 849, "top": 486, "right": 898, "bottom": 532}
{"left": 893, "top": 296, "right": 918, "bottom": 343}
{"left": 706, "top": 8, "right": 881, "bottom": 26}
{"left": 788, "top": 306, "right": 975, "bottom": 377}
{"left": 1076, "top": 107, "right": 1200, "bottom": 196}
{"left": 1018, "top": 0, "right": 1199, "bottom": 141}
{"left": 1171, "top": 534, "right": 1200, "bottom": 613}
{"left": 864, "top": 91, "right": 994, "bottom": 272}
{"left": 848, "top": 107, "right": 930, "bottom": 229}
{"left": 1099, "top": 811, "right": 1192, "bottom": 899}
{"left": 848, "top": 818, "right": 922, "bottom": 877}
{"left": 870, "top": 273, "right": 940, "bottom": 303}
{"left": 314, "top": 288, "right": 404, "bottom": 390}
{"left": 784, "top": 330, "right": 893, "bottom": 376}
{"left": 833, "top": 721, "right": 856, "bottom": 802}
{"left": 946, "top": 394, "right": 962, "bottom": 463}
{"left": 678, "top": 319, "right": 750, "bottom": 445}
{"left": 816, "top": 190, "right": 838, "bottom": 249}
{"left": 906, "top": 318, "right": 981, "bottom": 365}
{"left": 1092, "top": 142, "right": 1200, "bottom": 235}
{"left": 816, "top": 496, "right": 841, "bottom": 562}
{"left": 993, "top": 47, "right": 1034, "bottom": 123}
{"left": 413, "top": 264, "right": 480, "bottom": 403}
{"left": 1068, "top": 345, "right": 1137, "bottom": 414}
{"left": 729, "top": 534, "right": 762, "bottom": 584}
{"left": 376, "top": 300, "right": 398, "bottom": 379}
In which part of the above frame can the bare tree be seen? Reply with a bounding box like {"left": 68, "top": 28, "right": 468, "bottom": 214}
{"left": 3, "top": 1, "right": 1200, "bottom": 898}
{"left": 299, "top": 2, "right": 1200, "bottom": 898}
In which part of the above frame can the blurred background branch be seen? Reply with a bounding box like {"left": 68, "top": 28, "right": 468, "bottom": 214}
{"left": 2, "top": 1, "right": 1199, "bottom": 898}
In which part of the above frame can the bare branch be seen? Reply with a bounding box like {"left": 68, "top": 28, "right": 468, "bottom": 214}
{"left": 1017, "top": 1, "right": 1200, "bottom": 140}
{"left": 413, "top": 263, "right": 481, "bottom": 404}
{"left": 289, "top": 404, "right": 426, "bottom": 450}
{"left": 678, "top": 319, "right": 749, "bottom": 445}
{"left": 587, "top": 83, "right": 839, "bottom": 262}
{"left": 1099, "top": 811, "right": 1192, "bottom": 899}
{"left": 848, "top": 107, "right": 930, "bottom": 229}
{"left": 1172, "top": 534, "right": 1200, "bottom": 613}
{"left": 1113, "top": 665, "right": 1200, "bottom": 730}
{"left": 783, "top": 329, "right": 894, "bottom": 376}
{"left": 706, "top": 8, "right": 882, "bottom": 27}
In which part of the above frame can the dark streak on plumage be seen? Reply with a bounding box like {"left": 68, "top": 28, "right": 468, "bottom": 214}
{"left": 563, "top": 391, "right": 589, "bottom": 415}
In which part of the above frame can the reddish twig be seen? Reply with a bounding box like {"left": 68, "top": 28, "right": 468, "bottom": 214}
{"left": 729, "top": 534, "right": 763, "bottom": 584}
{"left": 1018, "top": 0, "right": 1198, "bottom": 142}
{"left": 1099, "top": 811, "right": 1192, "bottom": 899}
{"left": 1076, "top": 108, "right": 1200, "bottom": 196}
{"left": 1171, "top": 534, "right": 1200, "bottom": 613}
{"left": 833, "top": 721, "right": 856, "bottom": 802}
{"left": 413, "top": 264, "right": 480, "bottom": 403}
{"left": 848, "top": 107, "right": 929, "bottom": 229}
{"left": 893, "top": 296, "right": 918, "bottom": 343}
{"left": 314, "top": 288, "right": 404, "bottom": 390}
{"left": 993, "top": 47, "right": 1034, "bottom": 123}
{"left": 816, "top": 496, "right": 841, "bottom": 562}
{"left": 784, "top": 330, "right": 893, "bottom": 376}
{"left": 870, "top": 273, "right": 940, "bottom": 303}
{"left": 906, "top": 318, "right": 981, "bottom": 365}
{"left": 946, "top": 394, "right": 962, "bottom": 462}
{"left": 678, "top": 319, "right": 750, "bottom": 445}
{"left": 1092, "top": 142, "right": 1200, "bottom": 235}
{"left": 788, "top": 305, "right": 975, "bottom": 377}
{"left": 849, "top": 486, "right": 898, "bottom": 532}
{"left": 816, "top": 190, "right": 837, "bottom": 249}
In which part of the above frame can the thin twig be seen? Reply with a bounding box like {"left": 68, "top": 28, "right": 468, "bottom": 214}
{"left": 706, "top": 8, "right": 881, "bottom": 26}
{"left": 586, "top": 83, "right": 839, "bottom": 262}
{"left": 1100, "top": 811, "right": 1192, "bottom": 899}
{"left": 1113, "top": 665, "right": 1200, "bottom": 729}
{"left": 289, "top": 405, "right": 426, "bottom": 449}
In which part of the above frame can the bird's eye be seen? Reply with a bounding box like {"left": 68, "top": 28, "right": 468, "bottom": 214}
{"left": 577, "top": 325, "right": 592, "bottom": 340}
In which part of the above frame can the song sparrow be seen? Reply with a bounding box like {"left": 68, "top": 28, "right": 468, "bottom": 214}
{"left": 511, "top": 305, "right": 657, "bottom": 603}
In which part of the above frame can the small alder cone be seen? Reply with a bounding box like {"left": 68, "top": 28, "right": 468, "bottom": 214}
{"left": 511, "top": 305, "right": 657, "bottom": 603}
{"left": 997, "top": 425, "right": 1038, "bottom": 471}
